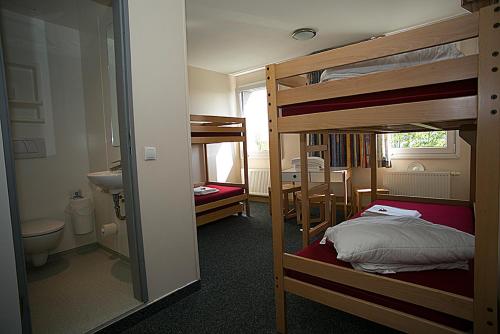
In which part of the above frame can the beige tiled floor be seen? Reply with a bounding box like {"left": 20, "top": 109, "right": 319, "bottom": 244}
{"left": 27, "top": 246, "right": 141, "bottom": 334}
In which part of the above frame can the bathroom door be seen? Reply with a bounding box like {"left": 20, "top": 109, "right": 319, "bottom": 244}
{"left": 0, "top": 30, "right": 32, "bottom": 334}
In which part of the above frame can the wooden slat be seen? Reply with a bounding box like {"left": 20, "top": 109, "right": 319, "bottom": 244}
{"left": 207, "top": 182, "right": 246, "bottom": 188}
{"left": 191, "top": 136, "right": 245, "bottom": 144}
{"left": 266, "top": 64, "right": 287, "bottom": 333}
{"left": 306, "top": 144, "right": 327, "bottom": 152}
{"left": 278, "top": 75, "right": 308, "bottom": 88}
{"left": 277, "top": 96, "right": 477, "bottom": 133}
{"left": 277, "top": 56, "right": 478, "bottom": 106}
{"left": 190, "top": 114, "right": 244, "bottom": 123}
{"left": 376, "top": 194, "right": 472, "bottom": 207}
{"left": 275, "top": 13, "right": 479, "bottom": 79}
{"left": 474, "top": 4, "right": 500, "bottom": 333}
{"left": 308, "top": 183, "right": 329, "bottom": 196}
{"left": 283, "top": 254, "right": 473, "bottom": 320}
{"left": 196, "top": 203, "right": 244, "bottom": 226}
{"left": 308, "top": 220, "right": 330, "bottom": 237}
{"left": 284, "top": 277, "right": 463, "bottom": 334}
{"left": 195, "top": 194, "right": 247, "bottom": 213}
{"left": 191, "top": 125, "right": 245, "bottom": 133}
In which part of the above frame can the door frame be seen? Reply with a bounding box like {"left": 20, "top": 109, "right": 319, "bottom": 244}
{"left": 0, "top": 0, "right": 148, "bottom": 332}
{"left": 113, "top": 0, "right": 148, "bottom": 302}
{"left": 0, "top": 32, "right": 31, "bottom": 334}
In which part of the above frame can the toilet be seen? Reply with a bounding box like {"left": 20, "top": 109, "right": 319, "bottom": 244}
{"left": 21, "top": 219, "right": 65, "bottom": 267}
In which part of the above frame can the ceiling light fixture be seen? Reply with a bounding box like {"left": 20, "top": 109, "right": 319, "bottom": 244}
{"left": 291, "top": 28, "right": 317, "bottom": 41}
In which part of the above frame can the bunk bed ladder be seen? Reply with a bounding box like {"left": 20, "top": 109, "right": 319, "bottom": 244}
{"left": 299, "top": 133, "right": 333, "bottom": 246}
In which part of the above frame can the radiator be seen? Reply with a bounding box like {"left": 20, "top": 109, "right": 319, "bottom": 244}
{"left": 248, "top": 169, "right": 271, "bottom": 196}
{"left": 383, "top": 171, "right": 451, "bottom": 199}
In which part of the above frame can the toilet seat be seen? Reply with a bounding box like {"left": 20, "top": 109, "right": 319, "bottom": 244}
{"left": 21, "top": 219, "right": 65, "bottom": 238}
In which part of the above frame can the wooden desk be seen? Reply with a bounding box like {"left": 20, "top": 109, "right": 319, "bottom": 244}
{"left": 282, "top": 167, "right": 352, "bottom": 218}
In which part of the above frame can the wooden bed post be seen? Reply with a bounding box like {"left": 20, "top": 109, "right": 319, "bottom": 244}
{"left": 474, "top": 4, "right": 500, "bottom": 333}
{"left": 299, "top": 133, "right": 311, "bottom": 247}
{"left": 322, "top": 133, "right": 332, "bottom": 228}
{"left": 459, "top": 129, "right": 477, "bottom": 202}
{"left": 370, "top": 133, "right": 377, "bottom": 202}
{"left": 203, "top": 143, "right": 209, "bottom": 183}
{"left": 242, "top": 119, "right": 250, "bottom": 216}
{"left": 266, "top": 64, "right": 287, "bottom": 333}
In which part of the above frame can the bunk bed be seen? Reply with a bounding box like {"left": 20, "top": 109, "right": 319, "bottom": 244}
{"left": 266, "top": 4, "right": 499, "bottom": 334}
{"left": 190, "top": 115, "right": 250, "bottom": 226}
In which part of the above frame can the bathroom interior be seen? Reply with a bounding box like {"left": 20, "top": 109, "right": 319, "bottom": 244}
{"left": 0, "top": 0, "right": 141, "bottom": 332}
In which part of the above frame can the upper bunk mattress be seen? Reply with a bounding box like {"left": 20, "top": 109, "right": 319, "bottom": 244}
{"left": 320, "top": 44, "right": 463, "bottom": 82}
{"left": 281, "top": 78, "right": 477, "bottom": 117}
{"left": 287, "top": 199, "right": 474, "bottom": 331}
{"left": 194, "top": 184, "right": 245, "bottom": 206}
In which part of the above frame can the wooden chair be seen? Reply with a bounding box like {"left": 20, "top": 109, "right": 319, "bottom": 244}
{"left": 268, "top": 184, "right": 301, "bottom": 219}
{"left": 296, "top": 191, "right": 336, "bottom": 239}
{"left": 354, "top": 188, "right": 390, "bottom": 213}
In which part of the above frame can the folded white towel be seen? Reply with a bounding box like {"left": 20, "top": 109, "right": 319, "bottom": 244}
{"left": 194, "top": 186, "right": 219, "bottom": 196}
{"left": 361, "top": 205, "right": 421, "bottom": 218}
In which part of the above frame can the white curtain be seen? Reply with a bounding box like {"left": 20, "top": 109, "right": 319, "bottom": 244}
{"left": 377, "top": 134, "right": 392, "bottom": 168}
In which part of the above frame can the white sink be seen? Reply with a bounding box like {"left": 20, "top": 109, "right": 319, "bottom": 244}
{"left": 87, "top": 170, "right": 123, "bottom": 194}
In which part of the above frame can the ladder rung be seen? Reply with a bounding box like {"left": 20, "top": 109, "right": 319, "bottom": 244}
{"left": 309, "top": 220, "right": 330, "bottom": 237}
{"left": 306, "top": 144, "right": 328, "bottom": 153}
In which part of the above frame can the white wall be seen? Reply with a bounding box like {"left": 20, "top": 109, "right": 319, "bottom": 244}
{"left": 1, "top": 10, "right": 97, "bottom": 254}
{"left": 128, "top": 0, "right": 200, "bottom": 300}
{"left": 188, "top": 66, "right": 242, "bottom": 184}
{"left": 0, "top": 125, "right": 22, "bottom": 333}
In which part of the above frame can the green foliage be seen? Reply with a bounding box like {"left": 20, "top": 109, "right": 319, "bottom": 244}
{"left": 391, "top": 131, "right": 447, "bottom": 149}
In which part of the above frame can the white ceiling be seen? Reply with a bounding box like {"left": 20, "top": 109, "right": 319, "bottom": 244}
{"left": 186, "top": 0, "right": 468, "bottom": 74}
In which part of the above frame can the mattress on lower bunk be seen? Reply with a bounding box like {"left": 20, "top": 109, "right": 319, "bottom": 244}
{"left": 194, "top": 184, "right": 245, "bottom": 206}
{"left": 288, "top": 199, "right": 474, "bottom": 330}
{"left": 281, "top": 78, "right": 477, "bottom": 117}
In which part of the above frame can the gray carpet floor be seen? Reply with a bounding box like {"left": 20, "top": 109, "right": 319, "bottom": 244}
{"left": 122, "top": 202, "right": 397, "bottom": 334}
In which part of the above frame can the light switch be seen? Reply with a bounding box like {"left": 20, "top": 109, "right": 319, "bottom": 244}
{"left": 144, "top": 146, "right": 157, "bottom": 161}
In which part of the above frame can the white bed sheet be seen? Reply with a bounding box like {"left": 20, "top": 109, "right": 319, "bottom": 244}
{"left": 320, "top": 44, "right": 463, "bottom": 82}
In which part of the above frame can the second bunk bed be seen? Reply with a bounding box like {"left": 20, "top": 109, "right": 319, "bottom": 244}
{"left": 266, "top": 4, "right": 499, "bottom": 334}
{"left": 191, "top": 114, "right": 250, "bottom": 226}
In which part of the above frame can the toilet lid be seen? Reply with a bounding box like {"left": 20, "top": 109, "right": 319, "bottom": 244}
{"left": 21, "top": 219, "right": 65, "bottom": 237}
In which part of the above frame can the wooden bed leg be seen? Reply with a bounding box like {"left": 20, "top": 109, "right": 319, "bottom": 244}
{"left": 267, "top": 64, "right": 287, "bottom": 333}
{"left": 370, "top": 133, "right": 377, "bottom": 202}
{"left": 242, "top": 119, "right": 251, "bottom": 217}
{"left": 474, "top": 5, "right": 499, "bottom": 333}
{"left": 299, "top": 134, "right": 311, "bottom": 247}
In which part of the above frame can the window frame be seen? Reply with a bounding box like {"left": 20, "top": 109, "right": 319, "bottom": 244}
{"left": 237, "top": 82, "right": 270, "bottom": 159}
{"left": 389, "top": 130, "right": 459, "bottom": 159}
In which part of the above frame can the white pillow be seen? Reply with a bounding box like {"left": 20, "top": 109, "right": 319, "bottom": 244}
{"left": 321, "top": 216, "right": 474, "bottom": 265}
{"left": 350, "top": 261, "right": 469, "bottom": 274}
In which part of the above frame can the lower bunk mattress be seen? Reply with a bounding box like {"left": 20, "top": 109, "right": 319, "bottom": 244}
{"left": 287, "top": 199, "right": 474, "bottom": 330}
{"left": 194, "top": 184, "right": 245, "bottom": 206}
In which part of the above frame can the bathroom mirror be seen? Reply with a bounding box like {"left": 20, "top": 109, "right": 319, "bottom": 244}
{"left": 106, "top": 24, "right": 120, "bottom": 147}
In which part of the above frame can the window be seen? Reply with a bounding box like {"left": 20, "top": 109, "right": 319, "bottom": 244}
{"left": 389, "top": 130, "right": 458, "bottom": 159}
{"left": 239, "top": 86, "right": 269, "bottom": 157}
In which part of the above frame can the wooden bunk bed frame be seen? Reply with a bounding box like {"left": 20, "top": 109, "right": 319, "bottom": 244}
{"left": 266, "top": 5, "right": 499, "bottom": 334}
{"left": 191, "top": 115, "right": 250, "bottom": 226}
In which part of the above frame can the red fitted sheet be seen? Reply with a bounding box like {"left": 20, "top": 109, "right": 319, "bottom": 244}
{"left": 194, "top": 184, "right": 244, "bottom": 206}
{"left": 288, "top": 200, "right": 474, "bottom": 330}
{"left": 281, "top": 79, "right": 477, "bottom": 117}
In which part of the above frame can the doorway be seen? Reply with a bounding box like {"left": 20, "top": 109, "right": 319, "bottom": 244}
{"left": 0, "top": 0, "right": 146, "bottom": 332}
